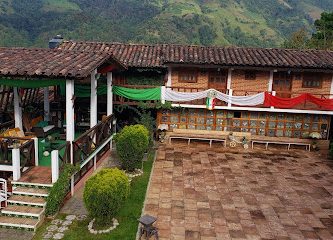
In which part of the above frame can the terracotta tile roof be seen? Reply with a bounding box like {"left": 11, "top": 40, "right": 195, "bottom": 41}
{"left": 60, "top": 41, "right": 165, "bottom": 68}
{"left": 60, "top": 41, "right": 333, "bottom": 70}
{"left": 0, "top": 47, "right": 119, "bottom": 79}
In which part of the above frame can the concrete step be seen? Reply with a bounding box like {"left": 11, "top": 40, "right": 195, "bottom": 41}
{"left": 11, "top": 181, "right": 53, "bottom": 189}
{"left": 0, "top": 215, "right": 38, "bottom": 231}
{"left": 1, "top": 205, "right": 44, "bottom": 219}
{"left": 13, "top": 186, "right": 49, "bottom": 197}
{"left": 7, "top": 195, "right": 46, "bottom": 207}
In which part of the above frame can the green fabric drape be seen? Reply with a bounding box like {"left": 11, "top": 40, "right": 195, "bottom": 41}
{"left": 59, "top": 84, "right": 107, "bottom": 97}
{"left": 112, "top": 86, "right": 161, "bottom": 100}
{"left": 0, "top": 78, "right": 65, "bottom": 88}
{"left": 59, "top": 85, "right": 161, "bottom": 100}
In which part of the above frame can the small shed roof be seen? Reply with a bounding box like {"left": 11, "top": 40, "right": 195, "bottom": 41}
{"left": 0, "top": 47, "right": 124, "bottom": 80}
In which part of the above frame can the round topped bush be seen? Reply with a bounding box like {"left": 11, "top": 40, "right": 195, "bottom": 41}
{"left": 83, "top": 168, "right": 130, "bottom": 225}
{"left": 115, "top": 124, "right": 149, "bottom": 171}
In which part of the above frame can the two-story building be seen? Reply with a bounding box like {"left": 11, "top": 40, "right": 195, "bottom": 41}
{"left": 59, "top": 41, "right": 333, "bottom": 149}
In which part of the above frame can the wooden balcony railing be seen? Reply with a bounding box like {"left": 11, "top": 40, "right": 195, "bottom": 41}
{"left": 112, "top": 84, "right": 332, "bottom": 111}
{"left": 0, "top": 136, "right": 35, "bottom": 172}
{"left": 55, "top": 141, "right": 71, "bottom": 173}
{"left": 0, "top": 120, "right": 14, "bottom": 131}
{"left": 72, "top": 114, "right": 114, "bottom": 184}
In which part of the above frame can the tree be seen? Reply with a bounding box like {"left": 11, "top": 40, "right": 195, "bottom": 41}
{"left": 310, "top": 12, "right": 333, "bottom": 50}
{"left": 282, "top": 28, "right": 309, "bottom": 49}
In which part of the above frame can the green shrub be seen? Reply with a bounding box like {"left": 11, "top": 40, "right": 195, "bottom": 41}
{"left": 115, "top": 124, "right": 149, "bottom": 171}
{"left": 135, "top": 111, "right": 155, "bottom": 148}
{"left": 83, "top": 168, "right": 130, "bottom": 225}
{"left": 45, "top": 164, "right": 78, "bottom": 216}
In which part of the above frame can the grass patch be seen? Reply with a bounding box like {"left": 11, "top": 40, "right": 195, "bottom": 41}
{"left": 33, "top": 151, "right": 155, "bottom": 240}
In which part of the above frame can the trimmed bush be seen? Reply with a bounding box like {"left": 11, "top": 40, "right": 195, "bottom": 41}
{"left": 115, "top": 124, "right": 149, "bottom": 171}
{"left": 45, "top": 164, "right": 78, "bottom": 216}
{"left": 83, "top": 168, "right": 130, "bottom": 225}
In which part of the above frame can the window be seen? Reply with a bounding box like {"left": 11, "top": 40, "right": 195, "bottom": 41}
{"left": 302, "top": 73, "right": 322, "bottom": 88}
{"left": 245, "top": 70, "right": 256, "bottom": 80}
{"left": 179, "top": 70, "right": 198, "bottom": 83}
{"left": 208, "top": 70, "right": 227, "bottom": 89}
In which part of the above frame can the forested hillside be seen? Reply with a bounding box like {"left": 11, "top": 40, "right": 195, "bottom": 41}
{"left": 0, "top": 0, "right": 332, "bottom": 47}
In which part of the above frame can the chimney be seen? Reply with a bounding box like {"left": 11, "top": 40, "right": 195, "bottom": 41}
{"left": 49, "top": 35, "right": 64, "bottom": 49}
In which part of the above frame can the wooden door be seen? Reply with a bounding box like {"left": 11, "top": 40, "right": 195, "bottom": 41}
{"left": 273, "top": 72, "right": 292, "bottom": 98}
{"left": 208, "top": 70, "right": 227, "bottom": 90}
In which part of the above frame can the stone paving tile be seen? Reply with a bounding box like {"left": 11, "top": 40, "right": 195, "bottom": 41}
{"left": 144, "top": 143, "right": 333, "bottom": 240}
{"left": 0, "top": 228, "right": 34, "bottom": 240}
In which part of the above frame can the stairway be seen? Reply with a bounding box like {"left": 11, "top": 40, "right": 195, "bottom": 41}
{"left": 0, "top": 181, "right": 52, "bottom": 231}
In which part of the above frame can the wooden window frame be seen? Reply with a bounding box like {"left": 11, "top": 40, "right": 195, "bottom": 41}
{"left": 244, "top": 70, "right": 257, "bottom": 80}
{"left": 302, "top": 73, "right": 323, "bottom": 88}
{"left": 158, "top": 110, "right": 330, "bottom": 140}
{"left": 178, "top": 69, "right": 198, "bottom": 83}
{"left": 208, "top": 70, "right": 228, "bottom": 89}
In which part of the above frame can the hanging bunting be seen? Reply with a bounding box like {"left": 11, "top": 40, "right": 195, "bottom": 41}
{"left": 264, "top": 92, "right": 333, "bottom": 110}
{"left": 206, "top": 89, "right": 217, "bottom": 110}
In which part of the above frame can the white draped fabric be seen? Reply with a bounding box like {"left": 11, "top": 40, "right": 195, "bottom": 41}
{"left": 215, "top": 91, "right": 265, "bottom": 106}
{"left": 164, "top": 88, "right": 209, "bottom": 102}
{"left": 162, "top": 88, "right": 265, "bottom": 106}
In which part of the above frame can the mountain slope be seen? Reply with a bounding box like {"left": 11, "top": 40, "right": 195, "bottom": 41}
{"left": 0, "top": 0, "right": 331, "bottom": 48}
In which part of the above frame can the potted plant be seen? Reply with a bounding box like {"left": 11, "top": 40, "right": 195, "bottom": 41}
{"left": 309, "top": 132, "right": 322, "bottom": 150}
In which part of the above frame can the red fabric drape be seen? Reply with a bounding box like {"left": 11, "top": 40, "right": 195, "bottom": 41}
{"left": 264, "top": 92, "right": 333, "bottom": 110}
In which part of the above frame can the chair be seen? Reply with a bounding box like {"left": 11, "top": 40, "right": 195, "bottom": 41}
{"left": 0, "top": 178, "right": 7, "bottom": 208}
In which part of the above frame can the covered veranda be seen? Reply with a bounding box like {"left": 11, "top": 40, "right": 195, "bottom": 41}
{"left": 0, "top": 47, "right": 124, "bottom": 190}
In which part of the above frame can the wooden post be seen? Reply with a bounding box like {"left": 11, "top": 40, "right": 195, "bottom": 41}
{"left": 12, "top": 148, "right": 21, "bottom": 181}
{"left": 227, "top": 69, "right": 233, "bottom": 90}
{"left": 13, "top": 87, "right": 23, "bottom": 130}
{"left": 44, "top": 87, "right": 50, "bottom": 121}
{"left": 166, "top": 67, "right": 172, "bottom": 87}
{"left": 33, "top": 137, "right": 39, "bottom": 166}
{"left": 66, "top": 79, "right": 75, "bottom": 196}
{"left": 66, "top": 80, "right": 75, "bottom": 142}
{"left": 51, "top": 150, "right": 59, "bottom": 183}
{"left": 228, "top": 89, "right": 233, "bottom": 108}
{"left": 107, "top": 72, "right": 113, "bottom": 116}
{"left": 271, "top": 91, "right": 276, "bottom": 109}
{"left": 330, "top": 74, "right": 333, "bottom": 99}
{"left": 268, "top": 70, "right": 274, "bottom": 92}
{"left": 161, "top": 86, "right": 166, "bottom": 104}
{"left": 90, "top": 69, "right": 98, "bottom": 128}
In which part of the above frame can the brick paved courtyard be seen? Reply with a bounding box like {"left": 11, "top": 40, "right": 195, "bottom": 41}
{"left": 144, "top": 143, "right": 333, "bottom": 240}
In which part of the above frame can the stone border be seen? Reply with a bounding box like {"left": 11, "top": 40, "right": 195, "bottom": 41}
{"left": 88, "top": 218, "right": 119, "bottom": 234}
{"left": 135, "top": 150, "right": 157, "bottom": 240}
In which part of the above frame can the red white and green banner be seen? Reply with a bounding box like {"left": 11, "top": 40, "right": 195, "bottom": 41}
{"left": 112, "top": 86, "right": 333, "bottom": 110}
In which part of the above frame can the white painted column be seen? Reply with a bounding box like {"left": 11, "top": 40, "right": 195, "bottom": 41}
{"left": 268, "top": 70, "right": 274, "bottom": 92}
{"left": 66, "top": 80, "right": 75, "bottom": 142}
{"left": 228, "top": 89, "right": 233, "bottom": 108}
{"left": 227, "top": 69, "right": 233, "bottom": 90}
{"left": 90, "top": 69, "right": 98, "bottom": 128}
{"left": 12, "top": 148, "right": 21, "bottom": 181}
{"left": 107, "top": 72, "right": 113, "bottom": 116}
{"left": 33, "top": 137, "right": 39, "bottom": 166}
{"left": 13, "top": 87, "right": 23, "bottom": 130}
{"left": 51, "top": 150, "right": 59, "bottom": 183}
{"left": 330, "top": 74, "right": 333, "bottom": 99}
{"left": 65, "top": 79, "right": 75, "bottom": 196}
{"left": 44, "top": 87, "right": 50, "bottom": 121}
{"left": 271, "top": 91, "right": 276, "bottom": 109}
{"left": 161, "top": 86, "right": 166, "bottom": 104}
{"left": 166, "top": 66, "right": 172, "bottom": 87}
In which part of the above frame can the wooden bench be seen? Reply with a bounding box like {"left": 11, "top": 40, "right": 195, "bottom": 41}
{"left": 251, "top": 137, "right": 311, "bottom": 151}
{"left": 169, "top": 129, "right": 229, "bottom": 147}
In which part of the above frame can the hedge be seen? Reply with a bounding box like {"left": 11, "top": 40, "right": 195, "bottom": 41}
{"left": 45, "top": 164, "right": 78, "bottom": 216}
{"left": 83, "top": 168, "right": 130, "bottom": 225}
